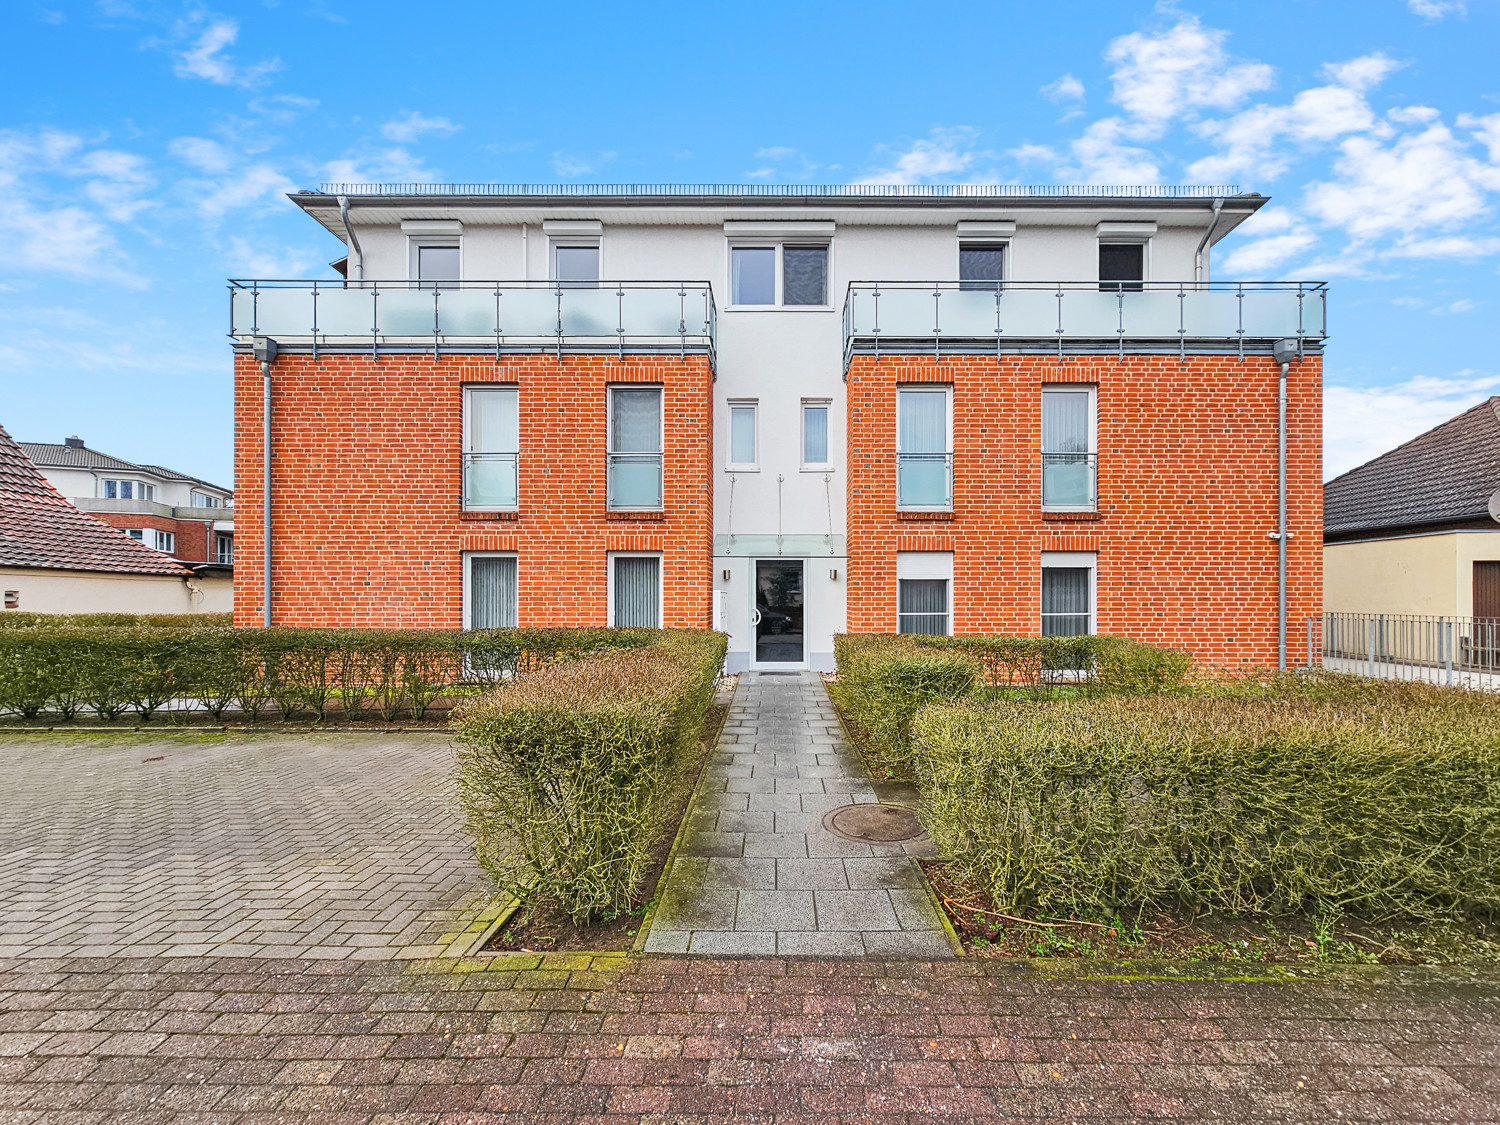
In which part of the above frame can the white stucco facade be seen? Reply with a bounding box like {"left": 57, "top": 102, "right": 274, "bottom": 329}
{"left": 0, "top": 567, "right": 232, "bottom": 616}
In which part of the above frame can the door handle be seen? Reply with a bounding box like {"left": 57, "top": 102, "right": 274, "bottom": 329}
{"left": 752, "top": 608, "right": 762, "bottom": 626}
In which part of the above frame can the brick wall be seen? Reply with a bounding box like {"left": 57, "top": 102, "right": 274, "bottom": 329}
{"left": 845, "top": 353, "right": 1323, "bottom": 667}
{"left": 91, "top": 512, "right": 212, "bottom": 563}
{"left": 232, "top": 353, "right": 714, "bottom": 628}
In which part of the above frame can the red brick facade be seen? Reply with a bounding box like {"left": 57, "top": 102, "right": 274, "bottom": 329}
{"left": 91, "top": 512, "right": 215, "bottom": 564}
{"left": 845, "top": 353, "right": 1323, "bottom": 667}
{"left": 232, "top": 353, "right": 714, "bottom": 628}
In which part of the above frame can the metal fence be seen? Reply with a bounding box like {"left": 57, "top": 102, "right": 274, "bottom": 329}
{"left": 1314, "top": 612, "right": 1500, "bottom": 689}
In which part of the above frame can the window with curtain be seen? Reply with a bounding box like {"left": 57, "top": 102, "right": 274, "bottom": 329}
{"left": 468, "top": 555, "right": 518, "bottom": 629}
{"left": 463, "top": 387, "right": 520, "bottom": 509}
{"left": 729, "top": 402, "right": 757, "bottom": 466}
{"left": 898, "top": 579, "right": 950, "bottom": 635}
{"left": 1041, "top": 566, "right": 1092, "bottom": 636}
{"left": 731, "top": 247, "right": 776, "bottom": 305}
{"left": 1041, "top": 388, "right": 1095, "bottom": 509}
{"left": 897, "top": 388, "right": 951, "bottom": 508}
{"left": 417, "top": 244, "right": 460, "bottom": 290}
{"left": 782, "top": 245, "right": 828, "bottom": 305}
{"left": 802, "top": 402, "right": 829, "bottom": 466}
{"left": 613, "top": 556, "right": 660, "bottom": 627}
{"left": 608, "top": 386, "right": 663, "bottom": 509}
{"left": 959, "top": 243, "right": 1005, "bottom": 290}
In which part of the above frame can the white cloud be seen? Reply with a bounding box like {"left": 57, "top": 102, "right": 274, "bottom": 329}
{"left": 1407, "top": 0, "right": 1466, "bottom": 19}
{"left": 754, "top": 146, "right": 799, "bottom": 161}
{"left": 223, "top": 236, "right": 324, "bottom": 278}
{"left": 169, "top": 137, "right": 295, "bottom": 218}
{"left": 1216, "top": 207, "right": 1318, "bottom": 275}
{"left": 172, "top": 17, "right": 280, "bottom": 87}
{"left": 248, "top": 93, "right": 320, "bottom": 122}
{"left": 859, "top": 127, "right": 983, "bottom": 185}
{"left": 1042, "top": 74, "right": 1086, "bottom": 103}
{"left": 325, "top": 147, "right": 440, "bottom": 185}
{"left": 1324, "top": 373, "right": 1498, "bottom": 478}
{"left": 380, "top": 112, "right": 461, "bottom": 144}
{"left": 1104, "top": 13, "right": 1273, "bottom": 135}
{"left": 550, "top": 151, "right": 616, "bottom": 178}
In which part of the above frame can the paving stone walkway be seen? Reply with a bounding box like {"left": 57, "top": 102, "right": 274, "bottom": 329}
{"left": 644, "top": 672, "right": 954, "bottom": 958}
{"left": 0, "top": 733, "right": 497, "bottom": 960}
{"left": 1, "top": 953, "right": 1497, "bottom": 1123}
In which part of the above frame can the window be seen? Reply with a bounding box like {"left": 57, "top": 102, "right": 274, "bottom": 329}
{"left": 1099, "top": 243, "right": 1145, "bottom": 292}
{"left": 215, "top": 533, "right": 234, "bottom": 565}
{"left": 463, "top": 386, "right": 520, "bottom": 509}
{"left": 896, "top": 387, "right": 952, "bottom": 509}
{"left": 416, "top": 244, "right": 460, "bottom": 290}
{"left": 465, "top": 554, "right": 518, "bottom": 629}
{"left": 1041, "top": 386, "right": 1097, "bottom": 510}
{"left": 728, "top": 401, "right": 757, "bottom": 468}
{"left": 801, "top": 401, "right": 831, "bottom": 469}
{"left": 730, "top": 244, "right": 829, "bottom": 307}
{"left": 607, "top": 386, "right": 663, "bottom": 510}
{"left": 959, "top": 243, "right": 1006, "bottom": 290}
{"left": 190, "top": 491, "right": 218, "bottom": 508}
{"left": 553, "top": 244, "right": 600, "bottom": 285}
{"left": 128, "top": 528, "right": 174, "bottom": 552}
{"left": 897, "top": 551, "right": 953, "bottom": 635}
{"left": 612, "top": 554, "right": 661, "bottom": 628}
{"left": 140, "top": 483, "right": 156, "bottom": 501}
{"left": 125, "top": 528, "right": 143, "bottom": 541}
{"left": 1041, "top": 552, "right": 1096, "bottom": 636}
{"left": 105, "top": 479, "right": 133, "bottom": 500}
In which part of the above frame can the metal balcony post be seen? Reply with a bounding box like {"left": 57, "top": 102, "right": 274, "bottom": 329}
{"left": 1177, "top": 285, "right": 1186, "bottom": 363}
{"left": 679, "top": 286, "right": 686, "bottom": 362}
{"left": 616, "top": 285, "right": 625, "bottom": 363}
{"left": 371, "top": 282, "right": 380, "bottom": 361}
{"left": 494, "top": 285, "right": 502, "bottom": 361}
{"left": 555, "top": 285, "right": 564, "bottom": 361}
{"left": 310, "top": 281, "right": 320, "bottom": 361}
{"left": 1236, "top": 285, "right": 1245, "bottom": 362}
{"left": 1116, "top": 288, "right": 1125, "bottom": 361}
{"left": 432, "top": 285, "right": 441, "bottom": 360}
{"left": 1055, "top": 286, "right": 1064, "bottom": 361}
{"left": 932, "top": 286, "right": 942, "bottom": 361}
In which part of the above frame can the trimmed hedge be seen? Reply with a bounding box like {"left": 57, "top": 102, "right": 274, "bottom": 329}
{"left": 452, "top": 630, "right": 727, "bottom": 923}
{"left": 911, "top": 685, "right": 1500, "bottom": 921}
{"left": 0, "top": 626, "right": 657, "bottom": 722}
{"left": 832, "top": 632, "right": 1190, "bottom": 767}
{"left": 0, "top": 612, "right": 233, "bottom": 629}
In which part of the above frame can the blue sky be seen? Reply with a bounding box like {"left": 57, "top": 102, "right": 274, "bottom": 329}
{"left": 2, "top": 0, "right": 1498, "bottom": 488}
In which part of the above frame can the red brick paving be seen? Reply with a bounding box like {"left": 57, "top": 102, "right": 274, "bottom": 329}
{"left": 0, "top": 953, "right": 1497, "bottom": 1123}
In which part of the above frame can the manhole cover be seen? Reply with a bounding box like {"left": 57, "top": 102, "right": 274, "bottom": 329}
{"left": 824, "top": 803, "right": 925, "bottom": 842}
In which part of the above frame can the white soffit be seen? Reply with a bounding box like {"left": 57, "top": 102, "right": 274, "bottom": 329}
{"left": 1096, "top": 221, "right": 1157, "bottom": 235}
{"left": 956, "top": 221, "right": 1016, "bottom": 236}
{"left": 723, "top": 220, "right": 837, "bottom": 238}
{"left": 400, "top": 219, "right": 463, "bottom": 234}
{"left": 542, "top": 219, "right": 603, "bottom": 235}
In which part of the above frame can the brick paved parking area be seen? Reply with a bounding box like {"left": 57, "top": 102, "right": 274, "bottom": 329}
{"left": 0, "top": 954, "right": 1497, "bottom": 1123}
{"left": 0, "top": 734, "right": 493, "bottom": 960}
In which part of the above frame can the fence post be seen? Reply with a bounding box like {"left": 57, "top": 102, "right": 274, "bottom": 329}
{"left": 1367, "top": 617, "right": 1376, "bottom": 679}
{"left": 1445, "top": 619, "right": 1454, "bottom": 687}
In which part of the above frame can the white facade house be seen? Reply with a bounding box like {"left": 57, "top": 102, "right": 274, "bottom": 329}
{"left": 237, "top": 184, "right": 1324, "bottom": 670}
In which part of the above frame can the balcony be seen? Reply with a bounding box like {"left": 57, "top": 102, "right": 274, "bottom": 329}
{"left": 1041, "top": 453, "right": 1098, "bottom": 510}
{"left": 462, "top": 453, "right": 519, "bottom": 510}
{"left": 896, "top": 453, "right": 953, "bottom": 510}
{"left": 843, "top": 280, "right": 1327, "bottom": 366}
{"left": 230, "top": 280, "right": 716, "bottom": 362}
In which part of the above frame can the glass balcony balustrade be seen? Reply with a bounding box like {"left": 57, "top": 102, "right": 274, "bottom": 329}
{"left": 896, "top": 453, "right": 953, "bottom": 509}
{"left": 1041, "top": 453, "right": 1098, "bottom": 509}
{"left": 462, "top": 452, "right": 519, "bottom": 509}
{"left": 607, "top": 453, "right": 664, "bottom": 510}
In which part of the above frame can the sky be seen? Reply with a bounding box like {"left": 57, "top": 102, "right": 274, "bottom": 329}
{"left": 2, "top": 0, "right": 1499, "bottom": 489}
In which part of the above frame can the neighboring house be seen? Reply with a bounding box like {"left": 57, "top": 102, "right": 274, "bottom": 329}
{"left": 0, "top": 423, "right": 231, "bottom": 615}
{"left": 21, "top": 437, "right": 234, "bottom": 566}
{"left": 230, "top": 183, "right": 1326, "bottom": 670}
{"left": 1324, "top": 397, "right": 1500, "bottom": 620}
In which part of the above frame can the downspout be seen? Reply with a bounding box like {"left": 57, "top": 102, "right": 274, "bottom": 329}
{"left": 1194, "top": 197, "right": 1224, "bottom": 284}
{"left": 1272, "top": 338, "right": 1298, "bottom": 670}
{"left": 338, "top": 196, "right": 364, "bottom": 281}
{"left": 253, "top": 337, "right": 278, "bottom": 626}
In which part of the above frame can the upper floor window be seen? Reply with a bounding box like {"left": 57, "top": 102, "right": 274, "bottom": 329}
{"left": 215, "top": 533, "right": 234, "bottom": 565}
{"left": 553, "top": 244, "right": 600, "bottom": 285}
{"left": 802, "top": 400, "right": 831, "bottom": 470}
{"left": 728, "top": 401, "right": 758, "bottom": 469}
{"left": 416, "top": 244, "right": 460, "bottom": 290}
{"left": 1041, "top": 386, "right": 1097, "bottom": 511}
{"left": 896, "top": 387, "right": 952, "bottom": 510}
{"left": 190, "top": 491, "right": 218, "bottom": 508}
{"left": 607, "top": 386, "right": 663, "bottom": 510}
{"left": 104, "top": 479, "right": 154, "bottom": 501}
{"left": 730, "top": 244, "right": 829, "bottom": 307}
{"left": 1099, "top": 243, "right": 1145, "bottom": 292}
{"left": 959, "top": 243, "right": 1006, "bottom": 290}
{"left": 463, "top": 386, "right": 520, "bottom": 510}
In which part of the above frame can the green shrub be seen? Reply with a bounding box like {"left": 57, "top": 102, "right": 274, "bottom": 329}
{"left": 833, "top": 634, "right": 979, "bottom": 768}
{"left": 452, "top": 630, "right": 727, "bottom": 924}
{"left": 0, "top": 612, "right": 233, "bottom": 629}
{"left": 911, "top": 688, "right": 1500, "bottom": 921}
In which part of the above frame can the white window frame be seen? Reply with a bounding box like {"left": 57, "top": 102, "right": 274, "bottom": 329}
{"left": 957, "top": 240, "right": 1009, "bottom": 286}
{"left": 462, "top": 551, "right": 519, "bottom": 630}
{"left": 726, "top": 399, "right": 759, "bottom": 470}
{"left": 215, "top": 533, "right": 234, "bottom": 564}
{"left": 800, "top": 399, "right": 834, "bottom": 472}
{"left": 155, "top": 530, "right": 174, "bottom": 553}
{"left": 607, "top": 551, "right": 664, "bottom": 629}
{"left": 606, "top": 385, "right": 665, "bottom": 512}
{"left": 1040, "top": 551, "right": 1098, "bottom": 637}
{"left": 896, "top": 551, "right": 954, "bottom": 636}
{"left": 1097, "top": 237, "right": 1151, "bottom": 287}
{"left": 125, "top": 528, "right": 145, "bottom": 542}
{"left": 1040, "top": 383, "right": 1098, "bottom": 513}
{"left": 462, "top": 384, "right": 521, "bottom": 512}
{"left": 549, "top": 240, "right": 602, "bottom": 283}
{"left": 190, "top": 490, "right": 217, "bottom": 508}
{"left": 725, "top": 240, "right": 833, "bottom": 310}
{"left": 895, "top": 384, "right": 954, "bottom": 512}
{"left": 408, "top": 236, "right": 463, "bottom": 285}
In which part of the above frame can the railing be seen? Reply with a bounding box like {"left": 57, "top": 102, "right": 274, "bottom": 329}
{"left": 462, "top": 452, "right": 519, "bottom": 510}
{"left": 842, "top": 280, "right": 1327, "bottom": 365}
{"left": 228, "top": 279, "right": 716, "bottom": 362}
{"left": 216, "top": 544, "right": 235, "bottom": 565}
{"left": 322, "top": 183, "right": 1240, "bottom": 199}
{"left": 606, "top": 453, "right": 663, "bottom": 510}
{"left": 896, "top": 452, "right": 953, "bottom": 509}
{"left": 1317, "top": 612, "right": 1500, "bottom": 688}
{"left": 1042, "top": 453, "right": 1097, "bottom": 509}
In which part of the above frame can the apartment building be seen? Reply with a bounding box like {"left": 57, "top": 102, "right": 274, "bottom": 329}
{"left": 23, "top": 437, "right": 235, "bottom": 566}
{"left": 231, "top": 184, "right": 1325, "bottom": 670}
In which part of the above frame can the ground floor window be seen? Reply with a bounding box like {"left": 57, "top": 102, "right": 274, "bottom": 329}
{"left": 612, "top": 554, "right": 662, "bottom": 628}
{"left": 1041, "top": 551, "right": 1096, "bottom": 636}
{"left": 896, "top": 550, "right": 953, "bottom": 635}
{"left": 466, "top": 553, "right": 517, "bottom": 629}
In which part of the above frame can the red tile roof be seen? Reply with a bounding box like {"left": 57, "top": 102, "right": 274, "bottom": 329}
{"left": 0, "top": 423, "right": 191, "bottom": 577}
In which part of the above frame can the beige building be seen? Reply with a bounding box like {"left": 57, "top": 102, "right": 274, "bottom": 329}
{"left": 1324, "top": 397, "right": 1500, "bottom": 620}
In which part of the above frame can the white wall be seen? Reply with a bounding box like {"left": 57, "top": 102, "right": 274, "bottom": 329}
{"left": 0, "top": 568, "right": 232, "bottom": 615}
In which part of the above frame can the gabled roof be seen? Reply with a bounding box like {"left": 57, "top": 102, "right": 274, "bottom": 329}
{"left": 1324, "top": 397, "right": 1500, "bottom": 538}
{"left": 20, "top": 441, "right": 232, "bottom": 496}
{"left": 0, "top": 424, "right": 191, "bottom": 577}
